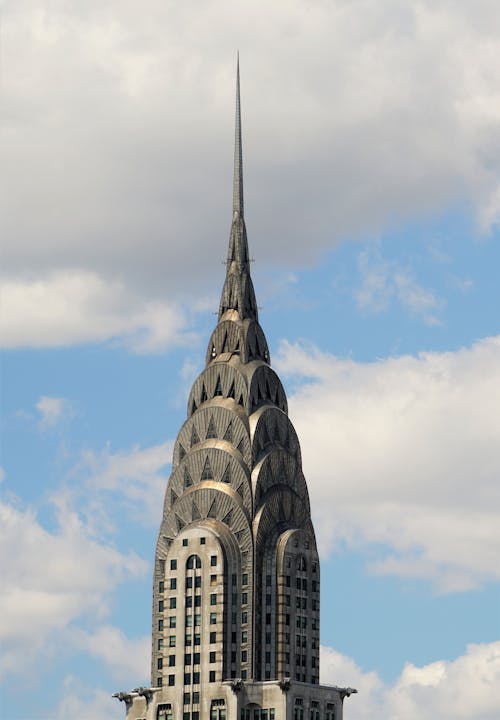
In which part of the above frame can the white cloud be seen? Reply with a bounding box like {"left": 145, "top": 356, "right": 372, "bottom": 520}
{"left": 320, "top": 641, "right": 500, "bottom": 720}
{"left": 73, "top": 625, "right": 149, "bottom": 683}
{"left": 0, "top": 272, "right": 192, "bottom": 351}
{"left": 276, "top": 335, "right": 500, "bottom": 591}
{"left": 0, "top": 496, "right": 147, "bottom": 676}
{"left": 355, "top": 248, "right": 441, "bottom": 324}
{"left": 78, "top": 441, "right": 173, "bottom": 531}
{"left": 55, "top": 677, "right": 121, "bottom": 720}
{"left": 36, "top": 395, "right": 71, "bottom": 428}
{"left": 3, "top": 1, "right": 500, "bottom": 347}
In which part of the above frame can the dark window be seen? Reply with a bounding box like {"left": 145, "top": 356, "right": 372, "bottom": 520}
{"left": 241, "top": 669, "right": 247, "bottom": 680}
{"left": 241, "top": 631, "right": 247, "bottom": 643}
{"left": 184, "top": 673, "right": 191, "bottom": 685}
{"left": 265, "top": 613, "right": 271, "bottom": 625}
{"left": 209, "top": 651, "right": 216, "bottom": 663}
{"left": 158, "top": 620, "right": 164, "bottom": 631}
{"left": 285, "top": 576, "right": 291, "bottom": 587}
{"left": 194, "top": 614, "right": 201, "bottom": 626}
{"left": 185, "top": 634, "right": 192, "bottom": 646}
{"left": 266, "top": 575, "right": 272, "bottom": 586}
{"left": 210, "top": 556, "right": 217, "bottom": 566}
{"left": 210, "top": 593, "right": 217, "bottom": 606}
{"left": 266, "top": 594, "right": 271, "bottom": 605}
{"left": 241, "top": 650, "right": 247, "bottom": 662}
{"left": 184, "top": 693, "right": 190, "bottom": 705}
{"left": 169, "top": 617, "right": 176, "bottom": 628}
{"left": 157, "top": 677, "right": 163, "bottom": 687}
{"left": 195, "top": 595, "right": 201, "bottom": 607}
{"left": 210, "top": 612, "right": 217, "bottom": 624}
{"left": 169, "top": 655, "right": 175, "bottom": 666}
{"left": 193, "top": 672, "right": 200, "bottom": 684}
{"left": 170, "top": 598, "right": 176, "bottom": 609}
{"left": 159, "top": 581, "right": 164, "bottom": 593}
{"left": 157, "top": 658, "right": 163, "bottom": 669}
{"left": 242, "top": 592, "right": 248, "bottom": 604}
{"left": 168, "top": 674, "right": 175, "bottom": 686}
{"left": 242, "top": 611, "right": 248, "bottom": 624}
{"left": 159, "top": 600, "right": 164, "bottom": 611}
{"left": 193, "top": 692, "right": 200, "bottom": 703}
{"left": 242, "top": 574, "right": 248, "bottom": 586}
{"left": 209, "top": 671, "right": 216, "bottom": 682}
{"left": 169, "top": 636, "right": 176, "bottom": 647}
{"left": 186, "top": 577, "right": 193, "bottom": 589}
{"left": 185, "top": 653, "right": 192, "bottom": 665}
{"left": 187, "top": 555, "right": 201, "bottom": 569}
{"left": 200, "top": 537, "right": 206, "bottom": 545}
{"left": 182, "top": 539, "right": 188, "bottom": 546}
{"left": 170, "top": 560, "right": 177, "bottom": 570}
{"left": 158, "top": 639, "right": 164, "bottom": 650}
{"left": 266, "top": 651, "right": 271, "bottom": 663}
{"left": 194, "top": 634, "right": 201, "bottom": 645}
{"left": 186, "top": 596, "right": 193, "bottom": 608}
{"left": 195, "top": 576, "right": 202, "bottom": 588}
{"left": 170, "top": 578, "right": 177, "bottom": 590}
{"left": 210, "top": 632, "right": 217, "bottom": 643}
{"left": 302, "top": 579, "right": 307, "bottom": 591}
{"left": 193, "top": 653, "right": 200, "bottom": 664}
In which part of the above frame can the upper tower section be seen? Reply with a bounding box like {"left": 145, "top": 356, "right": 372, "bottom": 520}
{"left": 218, "top": 57, "right": 259, "bottom": 326}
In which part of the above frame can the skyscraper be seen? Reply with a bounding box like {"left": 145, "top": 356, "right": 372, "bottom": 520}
{"left": 114, "top": 61, "right": 355, "bottom": 720}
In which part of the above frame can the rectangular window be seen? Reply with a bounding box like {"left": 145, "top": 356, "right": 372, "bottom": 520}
{"left": 157, "top": 658, "right": 163, "bottom": 669}
{"left": 193, "top": 672, "right": 200, "bottom": 684}
{"left": 185, "top": 653, "right": 192, "bottom": 665}
{"left": 242, "top": 611, "right": 248, "bottom": 624}
{"left": 265, "top": 632, "right": 271, "bottom": 644}
{"left": 194, "top": 595, "right": 201, "bottom": 607}
{"left": 232, "top": 573, "right": 237, "bottom": 585}
{"left": 210, "top": 556, "right": 217, "bottom": 566}
{"left": 241, "top": 650, "right": 247, "bottom": 662}
{"left": 285, "top": 614, "right": 290, "bottom": 626}
{"left": 242, "top": 592, "right": 248, "bottom": 604}
{"left": 171, "top": 560, "right": 177, "bottom": 570}
{"left": 159, "top": 581, "right": 165, "bottom": 593}
{"left": 169, "top": 616, "right": 176, "bottom": 628}
{"left": 193, "top": 713, "right": 199, "bottom": 720}
{"left": 170, "top": 578, "right": 177, "bottom": 590}
{"left": 190, "top": 652, "right": 198, "bottom": 665}
{"left": 169, "top": 635, "right": 176, "bottom": 647}
{"left": 296, "top": 578, "right": 301, "bottom": 590}
{"left": 285, "top": 594, "right": 291, "bottom": 606}
{"left": 209, "top": 651, "right": 216, "bottom": 663}
{"left": 241, "top": 631, "right": 247, "bottom": 643}
{"left": 195, "top": 576, "right": 202, "bottom": 588}
{"left": 157, "top": 676, "right": 163, "bottom": 687}
{"left": 169, "top": 654, "right": 176, "bottom": 666}
{"left": 194, "top": 614, "right": 201, "bottom": 626}
{"left": 241, "top": 669, "right": 247, "bottom": 680}
{"left": 210, "top": 612, "right": 217, "bottom": 624}
{"left": 182, "top": 538, "right": 188, "bottom": 546}
{"left": 170, "top": 598, "right": 177, "bottom": 609}
{"left": 158, "top": 639, "right": 164, "bottom": 650}
{"left": 186, "top": 615, "right": 193, "bottom": 627}
{"left": 210, "top": 574, "right": 217, "bottom": 585}
{"left": 209, "top": 670, "right": 216, "bottom": 682}
{"left": 286, "top": 576, "right": 291, "bottom": 587}
{"left": 312, "top": 581, "right": 317, "bottom": 592}
{"left": 168, "top": 674, "right": 175, "bottom": 686}
{"left": 266, "top": 574, "right": 272, "bottom": 586}
{"left": 200, "top": 537, "right": 206, "bottom": 544}
{"left": 210, "top": 632, "right": 217, "bottom": 643}
{"left": 184, "top": 713, "right": 190, "bottom": 720}
{"left": 210, "top": 593, "right": 217, "bottom": 605}
{"left": 186, "top": 596, "right": 193, "bottom": 608}
{"left": 158, "top": 620, "right": 164, "bottom": 631}
{"left": 184, "top": 693, "right": 191, "bottom": 705}
{"left": 266, "top": 594, "right": 271, "bottom": 606}
{"left": 185, "top": 634, "right": 192, "bottom": 646}
{"left": 184, "top": 673, "right": 191, "bottom": 685}
{"left": 186, "top": 577, "right": 193, "bottom": 589}
{"left": 302, "top": 579, "right": 307, "bottom": 591}
{"left": 194, "top": 634, "right": 201, "bottom": 645}
{"left": 265, "top": 613, "right": 271, "bottom": 625}
{"left": 242, "top": 573, "right": 248, "bottom": 586}
{"left": 265, "top": 651, "right": 271, "bottom": 663}
{"left": 193, "top": 692, "right": 199, "bottom": 704}
{"left": 159, "top": 600, "right": 164, "bottom": 611}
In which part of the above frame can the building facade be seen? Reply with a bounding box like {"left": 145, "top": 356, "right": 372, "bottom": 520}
{"left": 114, "top": 63, "right": 355, "bottom": 720}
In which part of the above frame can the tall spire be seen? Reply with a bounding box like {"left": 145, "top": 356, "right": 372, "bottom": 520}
{"left": 218, "top": 57, "right": 258, "bottom": 322}
{"left": 233, "top": 53, "right": 244, "bottom": 218}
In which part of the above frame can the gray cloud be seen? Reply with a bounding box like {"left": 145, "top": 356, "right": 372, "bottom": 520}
{"left": 3, "top": 1, "right": 500, "bottom": 347}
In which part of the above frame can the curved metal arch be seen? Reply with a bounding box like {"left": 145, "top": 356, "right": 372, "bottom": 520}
{"left": 164, "top": 446, "right": 252, "bottom": 517}
{"left": 251, "top": 448, "right": 310, "bottom": 513}
{"left": 187, "top": 363, "right": 249, "bottom": 416}
{"left": 247, "top": 365, "right": 288, "bottom": 415}
{"left": 252, "top": 484, "right": 309, "bottom": 557}
{"left": 173, "top": 404, "right": 251, "bottom": 469}
{"left": 250, "top": 405, "right": 302, "bottom": 466}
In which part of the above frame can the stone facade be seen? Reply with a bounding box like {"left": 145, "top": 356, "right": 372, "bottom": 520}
{"left": 114, "top": 61, "right": 355, "bottom": 720}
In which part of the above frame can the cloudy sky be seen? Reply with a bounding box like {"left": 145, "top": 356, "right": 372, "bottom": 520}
{"left": 2, "top": 1, "right": 500, "bottom": 718}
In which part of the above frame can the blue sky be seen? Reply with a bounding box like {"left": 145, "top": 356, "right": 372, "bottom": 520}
{"left": 2, "top": 2, "right": 500, "bottom": 719}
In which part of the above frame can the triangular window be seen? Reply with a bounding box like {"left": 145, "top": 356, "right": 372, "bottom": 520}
{"left": 236, "top": 483, "right": 244, "bottom": 498}
{"left": 191, "top": 426, "right": 200, "bottom": 447}
{"left": 206, "top": 416, "right": 217, "bottom": 439}
{"left": 227, "top": 381, "right": 235, "bottom": 399}
{"left": 238, "top": 394, "right": 244, "bottom": 407}
{"left": 207, "top": 497, "right": 217, "bottom": 518}
{"left": 175, "top": 514, "right": 185, "bottom": 531}
{"left": 234, "top": 340, "right": 240, "bottom": 354}
{"left": 235, "top": 529, "right": 246, "bottom": 542}
{"left": 221, "top": 464, "right": 231, "bottom": 484}
{"left": 171, "top": 489, "right": 178, "bottom": 505}
{"left": 200, "top": 384, "right": 207, "bottom": 403}
{"left": 191, "top": 502, "right": 201, "bottom": 521}
{"left": 201, "top": 457, "right": 213, "bottom": 481}
{"left": 191, "top": 399, "right": 197, "bottom": 415}
{"left": 221, "top": 330, "right": 228, "bottom": 353}
{"left": 178, "top": 444, "right": 186, "bottom": 461}
{"left": 237, "top": 438, "right": 245, "bottom": 456}
{"left": 223, "top": 421, "right": 233, "bottom": 442}
{"left": 184, "top": 467, "right": 193, "bottom": 488}
{"left": 222, "top": 510, "right": 232, "bottom": 527}
{"left": 214, "top": 376, "right": 223, "bottom": 397}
